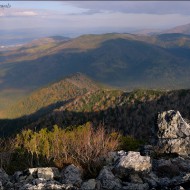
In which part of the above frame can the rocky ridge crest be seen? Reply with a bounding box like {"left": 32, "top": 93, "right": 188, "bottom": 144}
{"left": 1, "top": 110, "right": 190, "bottom": 190}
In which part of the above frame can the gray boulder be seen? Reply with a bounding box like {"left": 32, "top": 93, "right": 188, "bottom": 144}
{"left": 12, "top": 171, "right": 24, "bottom": 183}
{"left": 115, "top": 151, "right": 151, "bottom": 178}
{"left": 0, "top": 169, "right": 9, "bottom": 186}
{"left": 172, "top": 156, "right": 190, "bottom": 172}
{"left": 81, "top": 179, "right": 98, "bottom": 190}
{"left": 156, "top": 110, "right": 190, "bottom": 156}
{"left": 0, "top": 181, "right": 3, "bottom": 190}
{"left": 24, "top": 167, "right": 60, "bottom": 180}
{"left": 128, "top": 173, "right": 143, "bottom": 184}
{"left": 37, "top": 168, "right": 60, "bottom": 180}
{"left": 157, "top": 110, "right": 190, "bottom": 139}
{"left": 142, "top": 172, "right": 159, "bottom": 188}
{"left": 61, "top": 164, "right": 82, "bottom": 187}
{"left": 97, "top": 166, "right": 122, "bottom": 190}
{"left": 105, "top": 150, "right": 126, "bottom": 166}
{"left": 105, "top": 152, "right": 118, "bottom": 166}
{"left": 19, "top": 179, "right": 76, "bottom": 190}
{"left": 155, "top": 159, "right": 180, "bottom": 178}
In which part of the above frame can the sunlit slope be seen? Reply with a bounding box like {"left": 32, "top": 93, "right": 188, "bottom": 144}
{"left": 1, "top": 33, "right": 190, "bottom": 113}
{"left": 2, "top": 88, "right": 190, "bottom": 140}
{"left": 2, "top": 73, "right": 99, "bottom": 119}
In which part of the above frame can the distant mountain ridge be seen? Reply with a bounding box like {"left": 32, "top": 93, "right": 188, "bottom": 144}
{"left": 1, "top": 31, "right": 190, "bottom": 113}
{"left": 162, "top": 23, "right": 190, "bottom": 35}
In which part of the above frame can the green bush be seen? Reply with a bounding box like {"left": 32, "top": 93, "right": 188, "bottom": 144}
{"left": 119, "top": 135, "right": 144, "bottom": 151}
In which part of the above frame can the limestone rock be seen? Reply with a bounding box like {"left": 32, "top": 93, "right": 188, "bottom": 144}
{"left": 115, "top": 151, "right": 151, "bottom": 178}
{"left": 24, "top": 167, "right": 60, "bottom": 180}
{"left": 158, "top": 137, "right": 190, "bottom": 156}
{"left": 157, "top": 110, "right": 190, "bottom": 139}
{"left": 156, "top": 110, "right": 190, "bottom": 156}
{"left": 61, "top": 164, "right": 82, "bottom": 187}
{"left": 18, "top": 179, "right": 76, "bottom": 190}
{"left": 97, "top": 166, "right": 122, "bottom": 190}
{"left": 81, "top": 179, "right": 97, "bottom": 190}
{"left": 27, "top": 168, "right": 38, "bottom": 177}
{"left": 37, "top": 167, "right": 60, "bottom": 180}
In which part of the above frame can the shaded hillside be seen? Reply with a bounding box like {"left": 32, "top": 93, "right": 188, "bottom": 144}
{"left": 2, "top": 73, "right": 99, "bottom": 119}
{"left": 1, "top": 33, "right": 190, "bottom": 112}
{"left": 1, "top": 35, "right": 190, "bottom": 91}
{"left": 1, "top": 88, "right": 190, "bottom": 141}
{"left": 25, "top": 89, "right": 190, "bottom": 142}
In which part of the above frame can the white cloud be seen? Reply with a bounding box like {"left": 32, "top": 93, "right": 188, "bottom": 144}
{"left": 2, "top": 2, "right": 190, "bottom": 36}
{"left": 68, "top": 1, "right": 190, "bottom": 15}
{"left": 0, "top": 9, "right": 38, "bottom": 17}
{"left": 11, "top": 11, "right": 38, "bottom": 16}
{"left": 0, "top": 12, "right": 5, "bottom": 16}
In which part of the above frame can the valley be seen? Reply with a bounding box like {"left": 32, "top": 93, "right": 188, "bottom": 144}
{"left": 1, "top": 31, "right": 190, "bottom": 113}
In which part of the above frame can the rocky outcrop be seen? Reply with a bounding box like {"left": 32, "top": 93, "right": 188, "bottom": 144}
{"left": 0, "top": 169, "right": 9, "bottom": 188}
{"left": 61, "top": 164, "right": 83, "bottom": 187}
{"left": 26, "top": 167, "right": 60, "bottom": 180}
{"left": 2, "top": 151, "right": 190, "bottom": 189}
{"left": 156, "top": 110, "right": 190, "bottom": 156}
{"left": 115, "top": 151, "right": 151, "bottom": 178}
{"left": 2, "top": 110, "right": 190, "bottom": 189}
{"left": 81, "top": 179, "right": 97, "bottom": 190}
{"left": 1, "top": 167, "right": 76, "bottom": 190}
{"left": 157, "top": 110, "right": 190, "bottom": 139}
{"left": 97, "top": 166, "right": 122, "bottom": 190}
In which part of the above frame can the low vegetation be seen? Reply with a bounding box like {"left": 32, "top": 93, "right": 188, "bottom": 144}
{"left": 0, "top": 123, "right": 114, "bottom": 175}
{"left": 0, "top": 122, "right": 143, "bottom": 177}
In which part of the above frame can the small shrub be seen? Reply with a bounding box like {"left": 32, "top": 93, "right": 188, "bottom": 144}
{"left": 119, "top": 135, "right": 144, "bottom": 151}
{"left": 66, "top": 123, "right": 120, "bottom": 177}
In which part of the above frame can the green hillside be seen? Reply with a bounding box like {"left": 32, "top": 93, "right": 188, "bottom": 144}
{"left": 1, "top": 33, "right": 190, "bottom": 113}
{"left": 2, "top": 87, "right": 190, "bottom": 141}
{"left": 25, "top": 88, "right": 190, "bottom": 141}
{"left": 2, "top": 73, "right": 99, "bottom": 119}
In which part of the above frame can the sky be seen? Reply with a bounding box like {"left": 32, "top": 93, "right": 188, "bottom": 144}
{"left": 1, "top": 1, "right": 190, "bottom": 37}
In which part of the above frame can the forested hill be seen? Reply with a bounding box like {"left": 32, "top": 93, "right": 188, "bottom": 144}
{"left": 1, "top": 73, "right": 100, "bottom": 119}
{"left": 1, "top": 88, "right": 190, "bottom": 141}
{"left": 1, "top": 33, "right": 190, "bottom": 92}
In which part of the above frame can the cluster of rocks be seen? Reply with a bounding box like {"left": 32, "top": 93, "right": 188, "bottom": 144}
{"left": 0, "top": 151, "right": 151, "bottom": 190}
{"left": 1, "top": 150, "right": 190, "bottom": 190}
{"left": 1, "top": 110, "right": 190, "bottom": 190}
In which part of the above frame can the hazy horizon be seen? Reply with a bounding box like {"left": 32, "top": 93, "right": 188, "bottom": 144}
{"left": 1, "top": 1, "right": 190, "bottom": 46}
